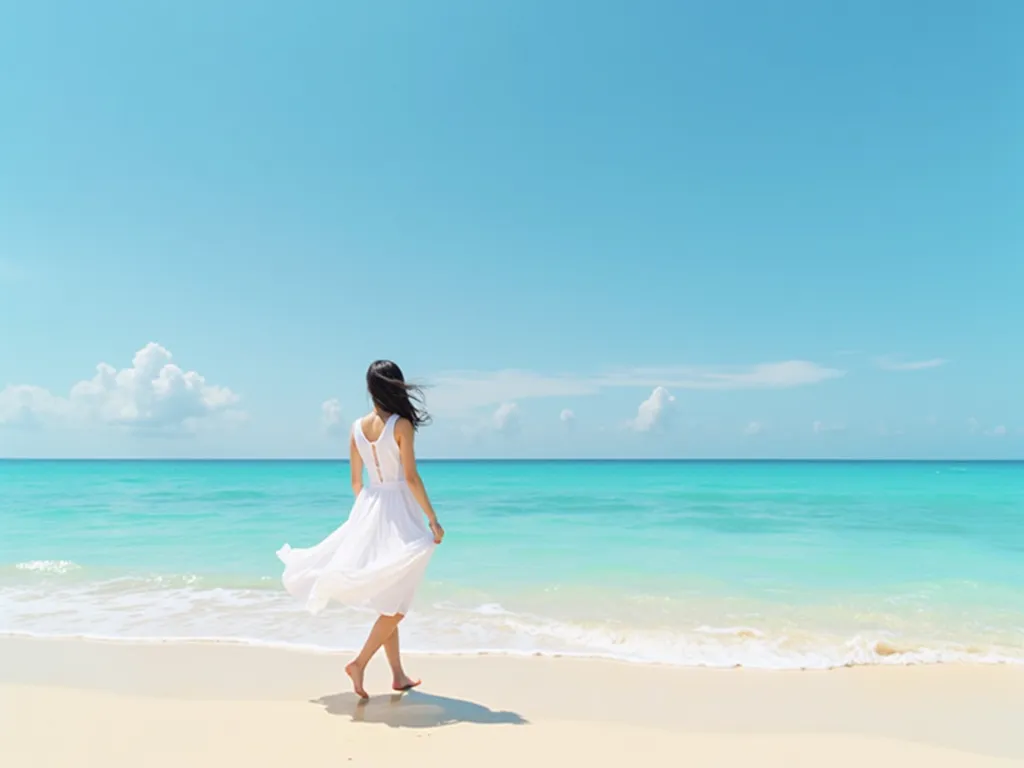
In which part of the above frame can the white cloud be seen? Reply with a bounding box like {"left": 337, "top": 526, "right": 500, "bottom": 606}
{"left": 875, "top": 356, "right": 948, "bottom": 372}
{"left": 0, "top": 343, "right": 241, "bottom": 433}
{"left": 427, "top": 360, "right": 843, "bottom": 415}
{"left": 0, "top": 385, "right": 73, "bottom": 427}
{"left": 630, "top": 387, "right": 675, "bottom": 432}
{"left": 559, "top": 408, "right": 576, "bottom": 426}
{"left": 743, "top": 421, "right": 763, "bottom": 436}
{"left": 428, "top": 371, "right": 599, "bottom": 414}
{"left": 812, "top": 420, "right": 846, "bottom": 434}
{"left": 321, "top": 398, "right": 344, "bottom": 436}
{"left": 621, "top": 360, "right": 844, "bottom": 391}
{"left": 967, "top": 419, "right": 1009, "bottom": 438}
{"left": 492, "top": 402, "right": 519, "bottom": 433}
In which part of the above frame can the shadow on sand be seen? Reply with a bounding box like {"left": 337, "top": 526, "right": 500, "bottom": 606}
{"left": 311, "top": 690, "right": 528, "bottom": 728}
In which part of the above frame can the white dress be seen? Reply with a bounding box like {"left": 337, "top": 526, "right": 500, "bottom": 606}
{"left": 277, "top": 414, "right": 436, "bottom": 616}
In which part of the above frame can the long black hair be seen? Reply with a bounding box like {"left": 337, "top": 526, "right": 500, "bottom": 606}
{"left": 366, "top": 360, "right": 431, "bottom": 429}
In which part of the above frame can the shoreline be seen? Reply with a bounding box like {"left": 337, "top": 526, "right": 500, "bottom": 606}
{"left": 2, "top": 629, "right": 1023, "bottom": 671}
{"left": 2, "top": 636, "right": 1023, "bottom": 766}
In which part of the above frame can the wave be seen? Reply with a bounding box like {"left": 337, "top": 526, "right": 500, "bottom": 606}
{"left": 14, "top": 560, "right": 81, "bottom": 574}
{"left": 1, "top": 623, "right": 1019, "bottom": 670}
{"left": 1, "top": 579, "right": 1022, "bottom": 670}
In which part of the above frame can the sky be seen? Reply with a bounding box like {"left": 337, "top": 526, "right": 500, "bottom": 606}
{"left": 1, "top": 0, "right": 1022, "bottom": 459}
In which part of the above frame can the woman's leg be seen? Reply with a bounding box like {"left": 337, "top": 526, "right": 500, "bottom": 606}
{"left": 383, "top": 627, "right": 420, "bottom": 690}
{"left": 345, "top": 613, "right": 405, "bottom": 698}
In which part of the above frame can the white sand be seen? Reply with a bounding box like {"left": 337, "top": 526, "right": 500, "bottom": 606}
{"left": 1, "top": 637, "right": 1022, "bottom": 766}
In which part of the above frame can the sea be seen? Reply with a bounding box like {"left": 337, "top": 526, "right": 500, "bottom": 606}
{"left": 1, "top": 460, "right": 1022, "bottom": 670}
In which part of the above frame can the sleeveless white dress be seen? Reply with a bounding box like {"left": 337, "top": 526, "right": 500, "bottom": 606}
{"left": 276, "top": 414, "right": 436, "bottom": 616}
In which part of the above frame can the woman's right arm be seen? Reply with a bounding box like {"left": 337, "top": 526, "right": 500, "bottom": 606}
{"left": 349, "top": 433, "right": 364, "bottom": 496}
{"left": 395, "top": 418, "right": 444, "bottom": 544}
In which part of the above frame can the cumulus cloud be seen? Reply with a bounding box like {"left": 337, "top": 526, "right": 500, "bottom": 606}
{"left": 321, "top": 398, "right": 344, "bottom": 436}
{"left": 630, "top": 387, "right": 675, "bottom": 432}
{"left": 559, "top": 408, "right": 576, "bottom": 426}
{"left": 492, "top": 402, "right": 520, "bottom": 433}
{"left": 427, "top": 360, "right": 843, "bottom": 414}
{"left": 875, "top": 356, "right": 948, "bottom": 372}
{"left": 967, "top": 417, "right": 981, "bottom": 434}
{"left": 0, "top": 343, "right": 241, "bottom": 433}
{"left": 986, "top": 425, "right": 1008, "bottom": 437}
{"left": 0, "top": 385, "right": 73, "bottom": 427}
{"left": 743, "top": 421, "right": 763, "bottom": 436}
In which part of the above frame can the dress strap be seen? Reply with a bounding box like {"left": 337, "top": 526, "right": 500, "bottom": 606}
{"left": 353, "top": 413, "right": 398, "bottom": 445}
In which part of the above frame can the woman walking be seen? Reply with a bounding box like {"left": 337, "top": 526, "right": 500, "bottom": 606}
{"left": 278, "top": 360, "right": 444, "bottom": 698}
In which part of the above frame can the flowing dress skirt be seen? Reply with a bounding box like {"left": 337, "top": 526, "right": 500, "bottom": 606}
{"left": 277, "top": 482, "right": 435, "bottom": 616}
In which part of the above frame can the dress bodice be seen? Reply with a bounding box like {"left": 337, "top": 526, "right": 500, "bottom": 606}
{"left": 353, "top": 414, "right": 404, "bottom": 485}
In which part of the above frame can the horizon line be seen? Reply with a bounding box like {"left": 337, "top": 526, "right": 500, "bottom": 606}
{"left": 2, "top": 457, "right": 1023, "bottom": 463}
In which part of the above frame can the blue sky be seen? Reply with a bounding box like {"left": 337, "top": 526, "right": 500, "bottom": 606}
{"left": 1, "top": 1, "right": 1021, "bottom": 459}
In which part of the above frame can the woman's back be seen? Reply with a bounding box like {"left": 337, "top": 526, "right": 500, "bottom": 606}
{"left": 353, "top": 412, "right": 403, "bottom": 485}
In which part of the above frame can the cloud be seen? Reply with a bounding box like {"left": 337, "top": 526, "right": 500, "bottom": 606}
{"left": 321, "top": 399, "right": 344, "bottom": 436}
{"left": 743, "top": 421, "right": 763, "bottom": 436}
{"left": 426, "top": 360, "right": 843, "bottom": 414}
{"left": 0, "top": 343, "right": 241, "bottom": 433}
{"left": 492, "top": 402, "right": 519, "bottom": 433}
{"left": 427, "top": 371, "right": 599, "bottom": 414}
{"left": 967, "top": 419, "right": 1009, "bottom": 438}
{"left": 627, "top": 361, "right": 844, "bottom": 391}
{"left": 559, "top": 408, "right": 576, "bottom": 426}
{"left": 812, "top": 420, "right": 846, "bottom": 434}
{"left": 875, "top": 356, "right": 948, "bottom": 372}
{"left": 630, "top": 387, "right": 675, "bottom": 432}
{"left": 0, "top": 386, "right": 73, "bottom": 427}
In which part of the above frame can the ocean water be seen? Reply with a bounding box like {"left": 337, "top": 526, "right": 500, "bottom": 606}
{"left": 1, "top": 460, "right": 1022, "bottom": 669}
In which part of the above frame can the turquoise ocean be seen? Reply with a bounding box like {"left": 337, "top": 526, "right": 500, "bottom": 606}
{"left": 2, "top": 460, "right": 1022, "bottom": 669}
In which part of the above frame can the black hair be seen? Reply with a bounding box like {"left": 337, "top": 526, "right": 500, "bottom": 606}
{"left": 366, "top": 360, "right": 431, "bottom": 429}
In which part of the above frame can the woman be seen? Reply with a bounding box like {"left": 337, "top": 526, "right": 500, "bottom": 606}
{"left": 277, "top": 360, "right": 444, "bottom": 699}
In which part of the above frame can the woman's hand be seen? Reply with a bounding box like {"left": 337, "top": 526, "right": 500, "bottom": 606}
{"left": 429, "top": 520, "right": 445, "bottom": 544}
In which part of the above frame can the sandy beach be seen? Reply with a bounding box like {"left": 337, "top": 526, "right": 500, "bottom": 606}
{"left": 1, "top": 637, "right": 1022, "bottom": 767}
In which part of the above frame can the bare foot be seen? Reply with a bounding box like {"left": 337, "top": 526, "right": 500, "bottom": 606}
{"left": 392, "top": 673, "right": 421, "bottom": 692}
{"left": 346, "top": 661, "right": 369, "bottom": 699}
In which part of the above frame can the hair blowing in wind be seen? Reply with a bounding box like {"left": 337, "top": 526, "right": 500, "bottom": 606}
{"left": 366, "top": 360, "right": 431, "bottom": 429}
